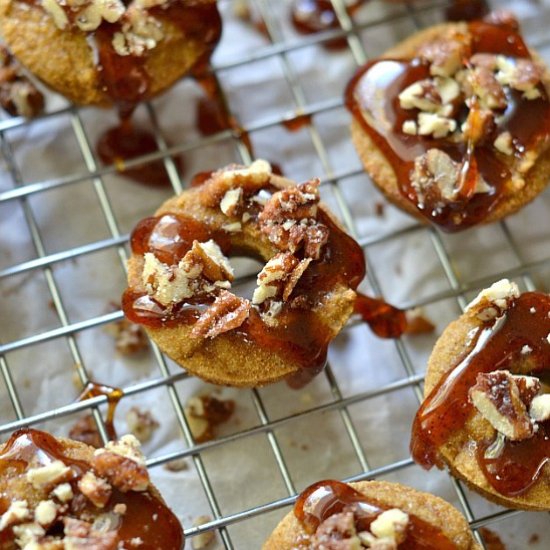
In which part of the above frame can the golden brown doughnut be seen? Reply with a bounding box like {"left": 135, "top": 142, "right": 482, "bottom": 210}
{"left": 411, "top": 280, "right": 550, "bottom": 510}
{"left": 0, "top": 0, "right": 221, "bottom": 106}
{"left": 263, "top": 479, "right": 481, "bottom": 549}
{"left": 122, "top": 160, "right": 366, "bottom": 387}
{"left": 0, "top": 428, "right": 183, "bottom": 548}
{"left": 345, "top": 14, "right": 550, "bottom": 231}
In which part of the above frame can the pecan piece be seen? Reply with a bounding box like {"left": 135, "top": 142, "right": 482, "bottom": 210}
{"left": 78, "top": 471, "right": 112, "bottom": 508}
{"left": 419, "top": 34, "right": 468, "bottom": 77}
{"left": 63, "top": 517, "right": 118, "bottom": 550}
{"left": 312, "top": 511, "right": 360, "bottom": 549}
{"left": 258, "top": 180, "right": 329, "bottom": 259}
{"left": 191, "top": 290, "right": 250, "bottom": 339}
{"left": 91, "top": 452, "right": 149, "bottom": 493}
{"left": 466, "top": 66, "right": 507, "bottom": 110}
{"left": 0, "top": 46, "right": 45, "bottom": 118}
{"left": 469, "top": 370, "right": 534, "bottom": 441}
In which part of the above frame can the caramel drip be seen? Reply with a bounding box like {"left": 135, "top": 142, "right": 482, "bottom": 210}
{"left": 345, "top": 21, "right": 550, "bottom": 231}
{"left": 76, "top": 381, "right": 124, "bottom": 441}
{"left": 294, "top": 480, "right": 458, "bottom": 549}
{"left": 122, "top": 205, "right": 366, "bottom": 381}
{"left": 411, "top": 292, "right": 550, "bottom": 496}
{"left": 0, "top": 429, "right": 184, "bottom": 549}
{"left": 354, "top": 292, "right": 407, "bottom": 338}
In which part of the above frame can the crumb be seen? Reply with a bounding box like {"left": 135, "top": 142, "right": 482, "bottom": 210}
{"left": 192, "top": 516, "right": 216, "bottom": 549}
{"left": 374, "top": 202, "right": 385, "bottom": 217}
{"left": 184, "top": 394, "right": 236, "bottom": 443}
{"left": 300, "top": 444, "right": 309, "bottom": 451}
{"left": 163, "top": 458, "right": 189, "bottom": 472}
{"left": 529, "top": 534, "right": 539, "bottom": 545}
{"left": 69, "top": 415, "right": 102, "bottom": 449}
{"left": 126, "top": 407, "right": 159, "bottom": 443}
{"left": 480, "top": 527, "right": 506, "bottom": 550}
{"left": 104, "top": 302, "right": 148, "bottom": 356}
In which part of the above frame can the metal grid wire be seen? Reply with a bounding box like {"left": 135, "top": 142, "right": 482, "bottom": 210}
{"left": 1, "top": 0, "right": 549, "bottom": 547}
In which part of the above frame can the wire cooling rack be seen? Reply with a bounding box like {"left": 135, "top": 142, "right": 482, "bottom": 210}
{"left": 1, "top": 1, "right": 550, "bottom": 548}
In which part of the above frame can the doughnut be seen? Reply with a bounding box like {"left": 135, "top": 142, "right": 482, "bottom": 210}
{"left": 263, "top": 479, "right": 481, "bottom": 549}
{"left": 0, "top": 0, "right": 221, "bottom": 107}
{"left": 122, "top": 160, "right": 366, "bottom": 387}
{"left": 0, "top": 428, "right": 183, "bottom": 548}
{"left": 411, "top": 280, "right": 550, "bottom": 510}
{"left": 345, "top": 12, "right": 550, "bottom": 231}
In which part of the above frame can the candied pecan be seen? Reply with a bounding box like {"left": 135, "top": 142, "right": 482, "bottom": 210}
{"left": 511, "top": 59, "right": 542, "bottom": 92}
{"left": 282, "top": 258, "right": 311, "bottom": 300}
{"left": 466, "top": 66, "right": 507, "bottom": 110}
{"left": 258, "top": 180, "right": 329, "bottom": 258}
{"left": 63, "top": 517, "right": 118, "bottom": 550}
{"left": 463, "top": 103, "right": 494, "bottom": 144}
{"left": 419, "top": 34, "right": 468, "bottom": 77}
{"left": 191, "top": 290, "right": 250, "bottom": 338}
{"left": 78, "top": 471, "right": 112, "bottom": 508}
{"left": 0, "top": 46, "right": 44, "bottom": 118}
{"left": 470, "top": 53, "right": 498, "bottom": 71}
{"left": 91, "top": 452, "right": 149, "bottom": 493}
{"left": 469, "top": 370, "right": 534, "bottom": 441}
{"left": 311, "top": 511, "right": 360, "bottom": 549}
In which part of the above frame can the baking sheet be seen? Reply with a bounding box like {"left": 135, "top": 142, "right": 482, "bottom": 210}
{"left": 1, "top": 1, "right": 550, "bottom": 548}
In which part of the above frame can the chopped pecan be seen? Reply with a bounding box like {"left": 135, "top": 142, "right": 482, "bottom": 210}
{"left": 462, "top": 102, "right": 494, "bottom": 144}
{"left": 0, "top": 46, "right": 45, "bottom": 118}
{"left": 91, "top": 452, "right": 149, "bottom": 493}
{"left": 419, "top": 33, "right": 468, "bottom": 77}
{"left": 496, "top": 57, "right": 542, "bottom": 96}
{"left": 190, "top": 240, "right": 234, "bottom": 283}
{"left": 466, "top": 66, "right": 507, "bottom": 110}
{"left": 63, "top": 517, "right": 118, "bottom": 550}
{"left": 469, "top": 370, "right": 534, "bottom": 441}
{"left": 192, "top": 515, "right": 216, "bottom": 549}
{"left": 530, "top": 394, "right": 550, "bottom": 423}
{"left": 399, "top": 79, "right": 443, "bottom": 112}
{"left": 312, "top": 511, "right": 360, "bottom": 549}
{"left": 466, "top": 279, "right": 519, "bottom": 321}
{"left": 78, "top": 471, "right": 112, "bottom": 508}
{"left": 514, "top": 376, "right": 541, "bottom": 407}
{"left": 411, "top": 149, "right": 459, "bottom": 206}
{"left": 258, "top": 180, "right": 329, "bottom": 259}
{"left": 470, "top": 53, "right": 498, "bottom": 71}
{"left": 105, "top": 304, "right": 148, "bottom": 355}
{"left": 184, "top": 395, "right": 235, "bottom": 443}
{"left": 283, "top": 258, "right": 311, "bottom": 301}
{"left": 191, "top": 290, "right": 250, "bottom": 339}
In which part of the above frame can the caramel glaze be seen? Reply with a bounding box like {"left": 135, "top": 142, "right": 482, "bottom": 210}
{"left": 290, "top": 0, "right": 367, "bottom": 50}
{"left": 446, "top": 0, "right": 489, "bottom": 22}
{"left": 294, "top": 480, "right": 457, "bottom": 549}
{"left": 345, "top": 21, "right": 550, "bottom": 231}
{"left": 122, "top": 196, "right": 365, "bottom": 383}
{"left": 76, "top": 381, "right": 124, "bottom": 441}
{"left": 411, "top": 292, "right": 550, "bottom": 497}
{"left": 0, "top": 428, "right": 183, "bottom": 549}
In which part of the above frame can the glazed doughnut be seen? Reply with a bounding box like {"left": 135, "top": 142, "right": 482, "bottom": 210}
{"left": 411, "top": 280, "right": 550, "bottom": 510}
{"left": 263, "top": 479, "right": 481, "bottom": 549}
{"left": 345, "top": 12, "right": 550, "bottom": 231}
{"left": 122, "top": 160, "right": 366, "bottom": 387}
{"left": 0, "top": 428, "right": 183, "bottom": 549}
{"left": 0, "top": 0, "right": 221, "bottom": 106}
